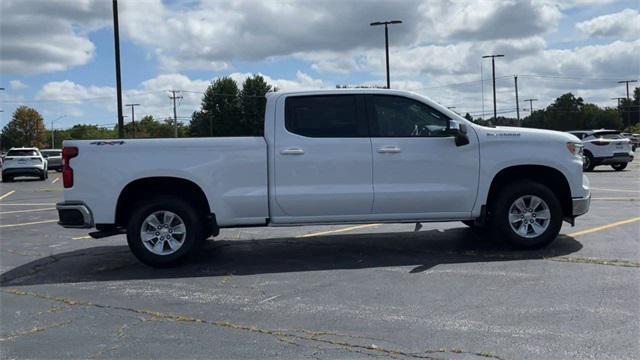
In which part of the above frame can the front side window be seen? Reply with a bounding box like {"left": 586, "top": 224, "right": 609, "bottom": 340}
{"left": 285, "top": 95, "right": 364, "bottom": 137}
{"left": 368, "top": 95, "right": 449, "bottom": 137}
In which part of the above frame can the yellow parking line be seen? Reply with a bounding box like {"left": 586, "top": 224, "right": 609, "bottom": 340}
{"left": 0, "top": 203, "right": 56, "bottom": 206}
{"left": 298, "top": 223, "right": 381, "bottom": 238}
{"left": 72, "top": 235, "right": 92, "bottom": 240}
{"left": 51, "top": 177, "right": 59, "bottom": 184}
{"left": 0, "top": 207, "right": 55, "bottom": 215}
{"left": 591, "top": 187, "right": 640, "bottom": 193}
{"left": 0, "top": 190, "right": 16, "bottom": 201}
{"left": 0, "top": 219, "right": 58, "bottom": 228}
{"left": 567, "top": 216, "right": 640, "bottom": 237}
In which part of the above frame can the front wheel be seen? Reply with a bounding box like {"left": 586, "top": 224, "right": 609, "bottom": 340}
{"left": 127, "top": 196, "right": 205, "bottom": 267}
{"left": 582, "top": 152, "right": 595, "bottom": 172}
{"left": 611, "top": 163, "right": 627, "bottom": 171}
{"left": 491, "top": 181, "right": 563, "bottom": 249}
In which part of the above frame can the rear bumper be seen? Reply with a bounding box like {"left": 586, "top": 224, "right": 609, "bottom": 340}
{"left": 2, "top": 168, "right": 45, "bottom": 177}
{"left": 594, "top": 153, "right": 633, "bottom": 165}
{"left": 56, "top": 201, "right": 94, "bottom": 228}
{"left": 572, "top": 194, "right": 591, "bottom": 217}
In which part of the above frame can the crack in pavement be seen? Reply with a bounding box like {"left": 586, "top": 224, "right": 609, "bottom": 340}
{"left": 547, "top": 256, "right": 639, "bottom": 267}
{"left": 2, "top": 288, "right": 506, "bottom": 360}
{"left": 0, "top": 320, "right": 72, "bottom": 342}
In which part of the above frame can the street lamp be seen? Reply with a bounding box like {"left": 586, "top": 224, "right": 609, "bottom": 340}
{"left": 482, "top": 54, "right": 504, "bottom": 120}
{"left": 370, "top": 20, "right": 402, "bottom": 89}
{"left": 51, "top": 115, "right": 66, "bottom": 148}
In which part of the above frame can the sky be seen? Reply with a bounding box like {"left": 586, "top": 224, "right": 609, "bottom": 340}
{"left": 1, "top": 0, "right": 639, "bottom": 130}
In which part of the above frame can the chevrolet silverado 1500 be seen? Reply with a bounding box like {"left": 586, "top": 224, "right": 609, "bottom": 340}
{"left": 57, "top": 89, "right": 591, "bottom": 267}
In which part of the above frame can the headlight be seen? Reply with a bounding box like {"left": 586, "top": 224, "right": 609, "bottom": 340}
{"left": 566, "top": 142, "right": 583, "bottom": 157}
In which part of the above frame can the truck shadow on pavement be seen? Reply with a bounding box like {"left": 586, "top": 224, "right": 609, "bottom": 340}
{"left": 0, "top": 228, "right": 582, "bottom": 287}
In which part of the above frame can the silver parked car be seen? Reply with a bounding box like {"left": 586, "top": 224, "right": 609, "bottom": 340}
{"left": 41, "top": 149, "right": 63, "bottom": 172}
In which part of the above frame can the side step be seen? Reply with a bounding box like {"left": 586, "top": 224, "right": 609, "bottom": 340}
{"left": 89, "top": 229, "right": 124, "bottom": 239}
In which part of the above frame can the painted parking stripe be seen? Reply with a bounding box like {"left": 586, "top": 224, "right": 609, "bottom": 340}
{"left": 298, "top": 223, "right": 381, "bottom": 238}
{"left": 72, "top": 235, "right": 93, "bottom": 240}
{"left": 567, "top": 216, "right": 640, "bottom": 237}
{"left": 590, "top": 187, "right": 640, "bottom": 193}
{"left": 0, "top": 190, "right": 16, "bottom": 201}
{"left": 0, "top": 203, "right": 56, "bottom": 206}
{"left": 51, "top": 177, "right": 59, "bottom": 184}
{"left": 0, "top": 219, "right": 58, "bottom": 228}
{"left": 0, "top": 207, "right": 55, "bottom": 215}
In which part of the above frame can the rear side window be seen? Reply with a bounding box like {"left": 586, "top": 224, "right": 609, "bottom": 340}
{"left": 285, "top": 95, "right": 365, "bottom": 137}
{"left": 7, "top": 149, "right": 38, "bottom": 156}
{"left": 367, "top": 95, "right": 449, "bottom": 137}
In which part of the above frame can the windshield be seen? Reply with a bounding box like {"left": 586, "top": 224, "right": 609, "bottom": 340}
{"left": 7, "top": 149, "right": 38, "bottom": 157}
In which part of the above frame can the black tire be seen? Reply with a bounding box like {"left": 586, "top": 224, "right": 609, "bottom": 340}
{"left": 582, "top": 151, "right": 595, "bottom": 172}
{"left": 611, "top": 163, "right": 627, "bottom": 171}
{"left": 2, "top": 175, "right": 12, "bottom": 183}
{"left": 127, "top": 196, "right": 205, "bottom": 268}
{"left": 39, "top": 171, "right": 46, "bottom": 180}
{"left": 490, "top": 180, "right": 563, "bottom": 249}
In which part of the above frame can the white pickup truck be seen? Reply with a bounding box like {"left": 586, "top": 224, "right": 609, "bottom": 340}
{"left": 57, "top": 89, "right": 591, "bottom": 267}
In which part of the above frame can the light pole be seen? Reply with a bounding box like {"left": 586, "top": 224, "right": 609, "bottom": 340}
{"left": 51, "top": 115, "right": 66, "bottom": 148}
{"left": 482, "top": 54, "right": 504, "bottom": 120}
{"left": 370, "top": 20, "right": 402, "bottom": 89}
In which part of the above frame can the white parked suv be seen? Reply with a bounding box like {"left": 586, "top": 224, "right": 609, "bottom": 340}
{"left": 568, "top": 130, "right": 634, "bottom": 171}
{"left": 56, "top": 89, "right": 591, "bottom": 267}
{"left": 1, "top": 147, "right": 48, "bottom": 182}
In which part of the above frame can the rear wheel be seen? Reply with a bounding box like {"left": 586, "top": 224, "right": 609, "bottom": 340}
{"left": 2, "top": 175, "right": 12, "bottom": 182}
{"left": 582, "top": 152, "right": 595, "bottom": 172}
{"left": 611, "top": 163, "right": 627, "bottom": 171}
{"left": 491, "top": 180, "right": 562, "bottom": 249}
{"left": 126, "top": 196, "right": 205, "bottom": 267}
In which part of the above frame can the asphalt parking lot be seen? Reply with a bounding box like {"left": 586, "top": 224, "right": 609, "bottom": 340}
{"left": 1, "top": 164, "right": 639, "bottom": 359}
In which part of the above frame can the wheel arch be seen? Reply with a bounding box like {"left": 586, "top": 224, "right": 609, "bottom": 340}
{"left": 115, "top": 176, "right": 213, "bottom": 230}
{"left": 485, "top": 165, "right": 572, "bottom": 219}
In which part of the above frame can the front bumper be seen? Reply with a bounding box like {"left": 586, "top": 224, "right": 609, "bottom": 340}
{"left": 56, "top": 201, "right": 94, "bottom": 228}
{"left": 572, "top": 194, "right": 591, "bottom": 217}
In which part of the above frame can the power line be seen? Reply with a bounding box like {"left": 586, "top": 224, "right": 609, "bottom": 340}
{"left": 618, "top": 80, "right": 638, "bottom": 100}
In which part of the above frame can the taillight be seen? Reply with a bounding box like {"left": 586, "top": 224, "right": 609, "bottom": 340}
{"left": 62, "top": 146, "right": 78, "bottom": 188}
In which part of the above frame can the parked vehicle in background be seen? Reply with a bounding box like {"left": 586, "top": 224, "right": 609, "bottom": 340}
{"left": 621, "top": 133, "right": 639, "bottom": 151}
{"left": 57, "top": 89, "right": 590, "bottom": 267}
{"left": 569, "top": 130, "right": 634, "bottom": 171}
{"left": 41, "top": 149, "right": 63, "bottom": 171}
{"left": 1, "top": 147, "right": 48, "bottom": 182}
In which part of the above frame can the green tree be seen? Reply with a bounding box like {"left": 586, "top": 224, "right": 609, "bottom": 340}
{"left": 190, "top": 77, "right": 242, "bottom": 137}
{"left": 240, "top": 75, "right": 272, "bottom": 136}
{"left": 1, "top": 106, "right": 47, "bottom": 149}
{"left": 66, "top": 124, "right": 116, "bottom": 139}
{"left": 619, "top": 87, "right": 639, "bottom": 130}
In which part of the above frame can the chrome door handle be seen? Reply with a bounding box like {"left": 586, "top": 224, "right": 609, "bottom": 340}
{"left": 280, "top": 147, "right": 305, "bottom": 155}
{"left": 377, "top": 146, "right": 401, "bottom": 154}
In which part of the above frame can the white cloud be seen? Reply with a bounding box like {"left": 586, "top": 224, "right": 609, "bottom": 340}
{"left": 576, "top": 9, "right": 640, "bottom": 40}
{"left": 0, "top": 0, "right": 110, "bottom": 75}
{"left": 9, "top": 80, "right": 28, "bottom": 90}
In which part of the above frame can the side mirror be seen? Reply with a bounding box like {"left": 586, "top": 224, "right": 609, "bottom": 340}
{"left": 448, "top": 120, "right": 470, "bottom": 147}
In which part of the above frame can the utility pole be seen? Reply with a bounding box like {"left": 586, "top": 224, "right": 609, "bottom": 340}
{"left": 482, "top": 54, "right": 504, "bottom": 120}
{"left": 617, "top": 80, "right": 638, "bottom": 100}
{"left": 169, "top": 90, "right": 182, "bottom": 138}
{"left": 370, "top": 20, "right": 402, "bottom": 89}
{"left": 523, "top": 98, "right": 538, "bottom": 114}
{"left": 112, "top": 0, "right": 124, "bottom": 138}
{"left": 125, "top": 103, "right": 140, "bottom": 138}
{"left": 50, "top": 115, "right": 66, "bottom": 148}
{"left": 514, "top": 75, "right": 520, "bottom": 125}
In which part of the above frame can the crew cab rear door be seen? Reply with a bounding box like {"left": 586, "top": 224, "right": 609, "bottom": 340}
{"left": 271, "top": 94, "right": 373, "bottom": 222}
{"left": 366, "top": 94, "right": 479, "bottom": 218}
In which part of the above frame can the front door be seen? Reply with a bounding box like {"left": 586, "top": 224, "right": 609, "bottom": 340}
{"left": 366, "top": 94, "right": 479, "bottom": 217}
{"left": 273, "top": 94, "right": 373, "bottom": 222}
